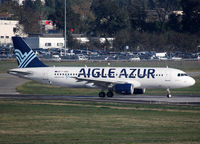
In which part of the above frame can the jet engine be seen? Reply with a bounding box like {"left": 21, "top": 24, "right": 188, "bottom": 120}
{"left": 114, "top": 84, "right": 134, "bottom": 95}
{"left": 133, "top": 88, "right": 146, "bottom": 94}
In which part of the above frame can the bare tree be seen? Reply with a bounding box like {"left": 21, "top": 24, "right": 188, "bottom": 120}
{"left": 152, "top": 0, "right": 180, "bottom": 32}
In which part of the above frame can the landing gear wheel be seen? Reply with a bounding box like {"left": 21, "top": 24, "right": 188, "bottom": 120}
{"left": 107, "top": 91, "right": 114, "bottom": 97}
{"left": 167, "top": 94, "right": 172, "bottom": 98}
{"left": 99, "top": 92, "right": 106, "bottom": 98}
{"left": 167, "top": 88, "right": 172, "bottom": 98}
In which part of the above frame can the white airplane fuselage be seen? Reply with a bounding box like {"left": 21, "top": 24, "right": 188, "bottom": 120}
{"left": 9, "top": 66, "right": 195, "bottom": 90}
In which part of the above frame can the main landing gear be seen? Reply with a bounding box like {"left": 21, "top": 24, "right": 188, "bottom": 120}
{"left": 167, "top": 88, "right": 172, "bottom": 98}
{"left": 98, "top": 91, "right": 114, "bottom": 98}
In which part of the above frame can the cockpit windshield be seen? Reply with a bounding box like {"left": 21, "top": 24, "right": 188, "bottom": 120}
{"left": 177, "top": 73, "right": 188, "bottom": 77}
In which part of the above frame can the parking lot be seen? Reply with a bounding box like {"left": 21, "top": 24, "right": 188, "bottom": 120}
{"left": 1, "top": 45, "right": 200, "bottom": 62}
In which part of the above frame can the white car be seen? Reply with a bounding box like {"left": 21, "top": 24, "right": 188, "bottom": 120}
{"left": 52, "top": 55, "right": 61, "bottom": 62}
{"left": 129, "top": 56, "right": 140, "bottom": 61}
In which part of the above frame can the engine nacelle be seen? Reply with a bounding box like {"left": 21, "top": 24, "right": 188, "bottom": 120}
{"left": 133, "top": 88, "right": 146, "bottom": 94}
{"left": 114, "top": 84, "right": 134, "bottom": 95}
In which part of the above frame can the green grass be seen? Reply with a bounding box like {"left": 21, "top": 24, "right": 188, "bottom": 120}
{"left": 0, "top": 60, "right": 18, "bottom": 73}
{"left": 0, "top": 100, "right": 200, "bottom": 144}
{"left": 17, "top": 81, "right": 100, "bottom": 96}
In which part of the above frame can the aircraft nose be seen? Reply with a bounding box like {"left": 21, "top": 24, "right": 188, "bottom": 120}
{"left": 189, "top": 77, "right": 195, "bottom": 86}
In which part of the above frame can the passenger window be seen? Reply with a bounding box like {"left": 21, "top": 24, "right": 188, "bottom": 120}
{"left": 57, "top": 43, "right": 63, "bottom": 46}
{"left": 45, "top": 43, "right": 51, "bottom": 46}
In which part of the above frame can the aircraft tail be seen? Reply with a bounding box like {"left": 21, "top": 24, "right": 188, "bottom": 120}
{"left": 12, "top": 37, "right": 47, "bottom": 68}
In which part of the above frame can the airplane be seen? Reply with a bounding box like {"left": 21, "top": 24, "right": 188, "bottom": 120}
{"left": 8, "top": 37, "right": 195, "bottom": 98}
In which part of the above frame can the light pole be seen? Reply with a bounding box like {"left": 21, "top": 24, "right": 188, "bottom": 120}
{"left": 64, "top": 0, "right": 66, "bottom": 56}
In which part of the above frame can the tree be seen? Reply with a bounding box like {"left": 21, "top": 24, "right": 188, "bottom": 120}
{"left": 47, "top": 0, "right": 81, "bottom": 33}
{"left": 181, "top": 0, "right": 200, "bottom": 34}
{"left": 148, "top": 0, "right": 180, "bottom": 32}
{"left": 90, "top": 0, "right": 129, "bottom": 37}
{"left": 127, "top": 0, "right": 146, "bottom": 32}
{"left": 70, "top": 0, "right": 94, "bottom": 34}
{"left": 167, "top": 13, "right": 182, "bottom": 32}
{"left": 113, "top": 28, "right": 131, "bottom": 51}
{"left": 17, "top": 0, "right": 43, "bottom": 34}
{"left": 0, "top": 0, "right": 19, "bottom": 20}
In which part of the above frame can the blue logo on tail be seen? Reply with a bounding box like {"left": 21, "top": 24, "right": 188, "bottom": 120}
{"left": 15, "top": 49, "right": 36, "bottom": 68}
{"left": 12, "top": 37, "right": 47, "bottom": 68}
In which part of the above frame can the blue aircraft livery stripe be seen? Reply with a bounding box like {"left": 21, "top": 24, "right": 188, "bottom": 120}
{"left": 14, "top": 49, "right": 36, "bottom": 68}
{"left": 22, "top": 53, "right": 36, "bottom": 68}
{"left": 19, "top": 52, "right": 34, "bottom": 67}
{"left": 15, "top": 49, "right": 25, "bottom": 62}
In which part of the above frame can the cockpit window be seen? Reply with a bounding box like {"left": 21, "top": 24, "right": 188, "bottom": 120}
{"left": 177, "top": 73, "right": 188, "bottom": 77}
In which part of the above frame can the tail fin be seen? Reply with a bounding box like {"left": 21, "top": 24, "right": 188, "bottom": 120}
{"left": 12, "top": 37, "right": 47, "bottom": 68}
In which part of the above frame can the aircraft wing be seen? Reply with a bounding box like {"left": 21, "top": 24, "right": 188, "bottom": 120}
{"left": 74, "top": 77, "right": 141, "bottom": 88}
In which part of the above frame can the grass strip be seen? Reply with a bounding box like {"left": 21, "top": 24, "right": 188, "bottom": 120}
{"left": 0, "top": 100, "right": 200, "bottom": 144}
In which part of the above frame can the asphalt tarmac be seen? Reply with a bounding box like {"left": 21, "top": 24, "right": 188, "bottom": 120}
{"left": 0, "top": 73, "right": 200, "bottom": 105}
{"left": 0, "top": 94, "right": 200, "bottom": 105}
{"left": 0, "top": 73, "right": 29, "bottom": 94}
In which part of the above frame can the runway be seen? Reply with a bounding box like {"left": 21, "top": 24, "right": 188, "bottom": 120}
{"left": 0, "top": 94, "right": 200, "bottom": 105}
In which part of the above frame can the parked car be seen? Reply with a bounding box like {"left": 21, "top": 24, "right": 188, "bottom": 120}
{"left": 52, "top": 55, "right": 61, "bottom": 62}
{"left": 129, "top": 55, "right": 140, "bottom": 61}
{"left": 76, "top": 54, "right": 88, "bottom": 60}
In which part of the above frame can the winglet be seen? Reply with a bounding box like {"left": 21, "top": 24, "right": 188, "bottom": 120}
{"left": 12, "top": 37, "right": 47, "bottom": 68}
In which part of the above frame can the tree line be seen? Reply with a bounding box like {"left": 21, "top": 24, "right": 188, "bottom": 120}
{"left": 0, "top": 0, "right": 199, "bottom": 52}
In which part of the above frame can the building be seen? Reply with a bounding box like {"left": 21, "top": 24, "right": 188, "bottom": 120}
{"left": 40, "top": 20, "right": 56, "bottom": 32}
{"left": 0, "top": 19, "right": 56, "bottom": 47}
{"left": 0, "top": 20, "right": 26, "bottom": 46}
{"left": 13, "top": 0, "right": 45, "bottom": 5}
{"left": 24, "top": 34, "right": 64, "bottom": 49}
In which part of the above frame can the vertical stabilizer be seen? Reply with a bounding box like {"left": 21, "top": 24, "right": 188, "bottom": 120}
{"left": 12, "top": 37, "right": 47, "bottom": 68}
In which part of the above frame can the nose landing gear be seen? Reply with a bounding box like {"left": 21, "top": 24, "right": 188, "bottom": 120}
{"left": 167, "top": 88, "right": 172, "bottom": 98}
